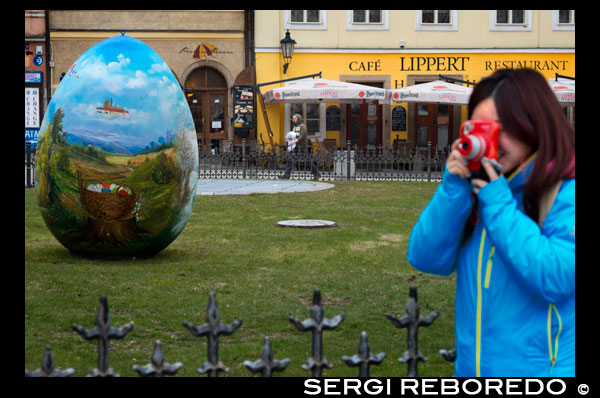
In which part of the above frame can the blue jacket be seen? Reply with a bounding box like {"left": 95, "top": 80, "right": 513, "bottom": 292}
{"left": 407, "top": 154, "right": 575, "bottom": 376}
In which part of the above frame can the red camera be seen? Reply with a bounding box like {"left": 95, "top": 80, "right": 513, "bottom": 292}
{"left": 458, "top": 119, "right": 503, "bottom": 179}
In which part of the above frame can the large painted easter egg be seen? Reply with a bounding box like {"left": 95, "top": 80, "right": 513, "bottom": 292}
{"left": 35, "top": 33, "right": 199, "bottom": 256}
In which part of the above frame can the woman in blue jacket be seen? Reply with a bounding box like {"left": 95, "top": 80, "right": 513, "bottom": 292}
{"left": 407, "top": 68, "right": 575, "bottom": 377}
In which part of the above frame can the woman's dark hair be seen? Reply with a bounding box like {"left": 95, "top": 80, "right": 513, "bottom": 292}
{"left": 465, "top": 68, "right": 574, "bottom": 232}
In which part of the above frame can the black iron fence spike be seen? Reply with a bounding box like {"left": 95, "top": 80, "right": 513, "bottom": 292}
{"left": 385, "top": 285, "right": 439, "bottom": 377}
{"left": 341, "top": 331, "right": 386, "bottom": 377}
{"left": 440, "top": 348, "right": 457, "bottom": 363}
{"left": 25, "top": 345, "right": 75, "bottom": 377}
{"left": 243, "top": 336, "right": 291, "bottom": 377}
{"left": 71, "top": 295, "right": 133, "bottom": 377}
{"left": 182, "top": 291, "right": 242, "bottom": 377}
{"left": 133, "top": 340, "right": 183, "bottom": 377}
{"left": 289, "top": 288, "right": 344, "bottom": 377}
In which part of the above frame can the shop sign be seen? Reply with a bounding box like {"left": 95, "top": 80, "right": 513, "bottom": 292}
{"left": 484, "top": 59, "right": 569, "bottom": 71}
{"left": 399, "top": 56, "right": 469, "bottom": 72}
{"left": 349, "top": 60, "right": 382, "bottom": 72}
{"left": 25, "top": 87, "right": 40, "bottom": 128}
{"left": 179, "top": 43, "right": 234, "bottom": 58}
{"left": 25, "top": 128, "right": 39, "bottom": 146}
{"left": 25, "top": 72, "right": 42, "bottom": 83}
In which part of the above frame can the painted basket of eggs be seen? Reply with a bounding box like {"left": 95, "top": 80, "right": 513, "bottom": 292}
{"left": 77, "top": 170, "right": 136, "bottom": 221}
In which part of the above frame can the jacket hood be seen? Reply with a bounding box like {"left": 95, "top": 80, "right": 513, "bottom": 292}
{"left": 293, "top": 114, "right": 304, "bottom": 125}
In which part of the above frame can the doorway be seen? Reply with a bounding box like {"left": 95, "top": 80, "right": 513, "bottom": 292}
{"left": 185, "top": 67, "right": 228, "bottom": 152}
{"left": 407, "top": 76, "right": 463, "bottom": 151}
{"left": 415, "top": 103, "right": 452, "bottom": 150}
{"left": 345, "top": 82, "right": 383, "bottom": 150}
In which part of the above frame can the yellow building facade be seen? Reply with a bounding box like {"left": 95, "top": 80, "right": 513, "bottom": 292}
{"left": 255, "top": 10, "right": 575, "bottom": 150}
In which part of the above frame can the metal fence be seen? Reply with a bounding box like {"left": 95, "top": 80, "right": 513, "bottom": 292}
{"left": 25, "top": 140, "right": 449, "bottom": 189}
{"left": 25, "top": 142, "right": 37, "bottom": 188}
{"left": 199, "top": 140, "right": 448, "bottom": 182}
{"left": 25, "top": 286, "right": 456, "bottom": 377}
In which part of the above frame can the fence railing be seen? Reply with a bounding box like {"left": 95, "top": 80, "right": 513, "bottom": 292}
{"left": 25, "top": 142, "right": 37, "bottom": 188}
{"left": 25, "top": 285, "right": 456, "bottom": 377}
{"left": 25, "top": 140, "right": 449, "bottom": 189}
{"left": 198, "top": 140, "right": 449, "bottom": 182}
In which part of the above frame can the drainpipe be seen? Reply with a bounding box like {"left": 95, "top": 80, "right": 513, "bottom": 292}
{"left": 244, "top": 10, "right": 255, "bottom": 68}
{"left": 244, "top": 10, "right": 250, "bottom": 68}
{"left": 250, "top": 10, "right": 255, "bottom": 67}
{"left": 45, "top": 9, "right": 52, "bottom": 112}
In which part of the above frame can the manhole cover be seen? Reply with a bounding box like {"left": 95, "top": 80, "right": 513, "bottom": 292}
{"left": 275, "top": 219, "right": 337, "bottom": 229}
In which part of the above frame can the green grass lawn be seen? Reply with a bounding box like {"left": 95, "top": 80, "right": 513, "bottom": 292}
{"left": 25, "top": 180, "right": 457, "bottom": 377}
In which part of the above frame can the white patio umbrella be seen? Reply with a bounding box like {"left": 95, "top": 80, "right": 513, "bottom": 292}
{"left": 548, "top": 78, "right": 575, "bottom": 106}
{"left": 390, "top": 80, "right": 473, "bottom": 105}
{"left": 262, "top": 78, "right": 387, "bottom": 104}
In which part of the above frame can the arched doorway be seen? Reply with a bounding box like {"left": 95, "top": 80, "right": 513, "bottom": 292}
{"left": 184, "top": 66, "right": 228, "bottom": 152}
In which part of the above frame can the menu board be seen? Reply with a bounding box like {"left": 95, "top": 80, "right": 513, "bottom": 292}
{"left": 233, "top": 86, "right": 254, "bottom": 129}
{"left": 392, "top": 105, "right": 407, "bottom": 131}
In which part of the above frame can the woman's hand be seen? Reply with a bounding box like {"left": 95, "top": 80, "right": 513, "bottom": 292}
{"left": 446, "top": 139, "right": 470, "bottom": 179}
{"left": 471, "top": 157, "right": 501, "bottom": 194}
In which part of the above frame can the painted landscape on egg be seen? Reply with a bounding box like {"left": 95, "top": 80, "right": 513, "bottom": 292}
{"left": 36, "top": 35, "right": 198, "bottom": 256}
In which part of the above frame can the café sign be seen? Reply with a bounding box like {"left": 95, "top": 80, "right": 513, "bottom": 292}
{"left": 179, "top": 43, "right": 234, "bottom": 58}
{"left": 345, "top": 55, "right": 571, "bottom": 74}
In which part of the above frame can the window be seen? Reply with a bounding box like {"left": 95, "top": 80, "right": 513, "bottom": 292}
{"left": 284, "top": 10, "right": 327, "bottom": 30}
{"left": 353, "top": 10, "right": 381, "bottom": 23}
{"left": 559, "top": 10, "right": 575, "bottom": 24}
{"left": 347, "top": 10, "right": 389, "bottom": 30}
{"left": 553, "top": 10, "right": 575, "bottom": 31}
{"left": 421, "top": 10, "right": 450, "bottom": 24}
{"left": 286, "top": 103, "right": 326, "bottom": 141}
{"left": 415, "top": 10, "right": 457, "bottom": 31}
{"left": 291, "top": 10, "right": 320, "bottom": 23}
{"left": 490, "top": 10, "right": 532, "bottom": 31}
{"left": 496, "top": 10, "right": 524, "bottom": 24}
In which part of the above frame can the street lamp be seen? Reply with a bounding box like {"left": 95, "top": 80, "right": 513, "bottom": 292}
{"left": 280, "top": 30, "right": 296, "bottom": 74}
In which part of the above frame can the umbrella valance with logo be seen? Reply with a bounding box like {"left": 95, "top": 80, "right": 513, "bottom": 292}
{"left": 262, "top": 78, "right": 387, "bottom": 104}
{"left": 548, "top": 78, "right": 575, "bottom": 106}
{"left": 390, "top": 80, "right": 473, "bottom": 105}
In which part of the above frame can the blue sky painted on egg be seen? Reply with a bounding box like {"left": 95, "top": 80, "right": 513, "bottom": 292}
{"left": 44, "top": 35, "right": 193, "bottom": 153}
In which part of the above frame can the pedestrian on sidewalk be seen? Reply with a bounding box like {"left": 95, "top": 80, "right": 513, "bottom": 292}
{"left": 280, "top": 114, "right": 320, "bottom": 180}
